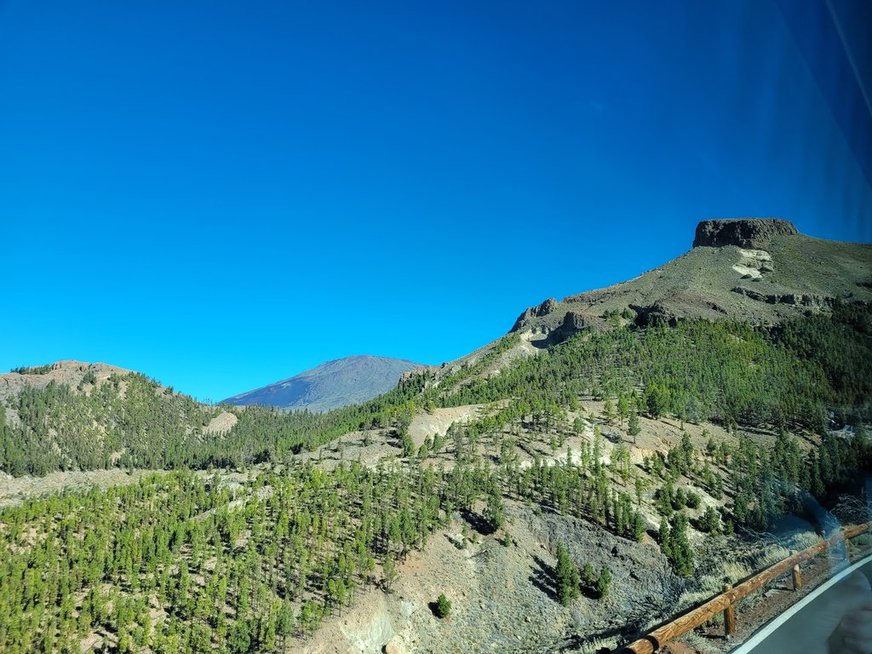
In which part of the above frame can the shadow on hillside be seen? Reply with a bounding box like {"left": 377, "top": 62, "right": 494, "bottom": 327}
{"left": 529, "top": 331, "right": 564, "bottom": 349}
{"left": 530, "top": 554, "right": 559, "bottom": 602}
{"left": 460, "top": 509, "right": 496, "bottom": 536}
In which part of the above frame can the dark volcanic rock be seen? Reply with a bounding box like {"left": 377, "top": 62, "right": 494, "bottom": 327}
{"left": 631, "top": 302, "right": 678, "bottom": 327}
{"left": 693, "top": 219, "right": 798, "bottom": 249}
{"left": 511, "top": 298, "right": 559, "bottom": 332}
{"left": 731, "top": 287, "right": 835, "bottom": 309}
{"left": 561, "top": 311, "right": 588, "bottom": 332}
{"left": 538, "top": 298, "right": 558, "bottom": 315}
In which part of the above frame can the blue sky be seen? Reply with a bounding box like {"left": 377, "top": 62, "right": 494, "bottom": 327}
{"left": 1, "top": 0, "right": 870, "bottom": 401}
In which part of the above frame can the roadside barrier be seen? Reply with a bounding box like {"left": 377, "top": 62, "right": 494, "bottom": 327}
{"left": 612, "top": 522, "right": 871, "bottom": 654}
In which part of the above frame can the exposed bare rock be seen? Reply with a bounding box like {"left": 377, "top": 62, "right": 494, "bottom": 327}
{"left": 383, "top": 637, "right": 407, "bottom": 654}
{"left": 203, "top": 411, "right": 238, "bottom": 435}
{"left": 538, "top": 297, "right": 558, "bottom": 315}
{"left": 297, "top": 501, "right": 681, "bottom": 654}
{"left": 551, "top": 309, "right": 599, "bottom": 340}
{"left": 630, "top": 302, "right": 678, "bottom": 327}
{"left": 561, "top": 310, "right": 588, "bottom": 332}
{"left": 693, "top": 218, "right": 798, "bottom": 249}
{"left": 511, "top": 298, "right": 558, "bottom": 332}
{"left": 730, "top": 287, "right": 836, "bottom": 309}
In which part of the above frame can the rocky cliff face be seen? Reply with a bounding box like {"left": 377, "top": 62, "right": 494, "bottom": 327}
{"left": 510, "top": 298, "right": 558, "bottom": 332}
{"left": 692, "top": 218, "right": 798, "bottom": 249}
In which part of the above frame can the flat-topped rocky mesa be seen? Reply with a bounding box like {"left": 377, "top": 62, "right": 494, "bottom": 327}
{"left": 693, "top": 218, "right": 798, "bottom": 249}
{"left": 509, "top": 218, "right": 870, "bottom": 339}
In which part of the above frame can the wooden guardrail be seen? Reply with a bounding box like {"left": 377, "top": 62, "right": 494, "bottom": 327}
{"left": 613, "top": 521, "right": 871, "bottom": 654}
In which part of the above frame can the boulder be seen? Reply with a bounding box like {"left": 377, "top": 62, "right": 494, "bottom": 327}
{"left": 383, "top": 636, "right": 407, "bottom": 654}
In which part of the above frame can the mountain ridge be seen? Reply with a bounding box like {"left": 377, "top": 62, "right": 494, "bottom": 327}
{"left": 510, "top": 218, "right": 871, "bottom": 339}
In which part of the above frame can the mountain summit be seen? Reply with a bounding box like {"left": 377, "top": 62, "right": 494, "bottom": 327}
{"left": 692, "top": 218, "right": 798, "bottom": 248}
{"left": 221, "top": 355, "right": 422, "bottom": 412}
{"left": 511, "top": 218, "right": 871, "bottom": 337}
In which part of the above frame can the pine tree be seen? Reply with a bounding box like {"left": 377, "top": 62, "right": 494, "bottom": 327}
{"left": 632, "top": 512, "right": 646, "bottom": 542}
{"left": 382, "top": 555, "right": 398, "bottom": 593}
{"left": 617, "top": 394, "right": 630, "bottom": 426}
{"left": 658, "top": 517, "right": 672, "bottom": 560}
{"left": 485, "top": 485, "right": 505, "bottom": 530}
{"left": 645, "top": 382, "right": 669, "bottom": 418}
{"left": 628, "top": 411, "right": 641, "bottom": 443}
{"left": 603, "top": 397, "right": 616, "bottom": 425}
{"left": 596, "top": 566, "right": 612, "bottom": 598}
{"left": 401, "top": 431, "right": 415, "bottom": 458}
{"left": 555, "top": 544, "right": 580, "bottom": 606}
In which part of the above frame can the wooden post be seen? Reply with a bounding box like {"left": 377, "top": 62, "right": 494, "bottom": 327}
{"left": 792, "top": 564, "right": 802, "bottom": 591}
{"left": 723, "top": 584, "right": 736, "bottom": 636}
{"left": 614, "top": 522, "right": 871, "bottom": 654}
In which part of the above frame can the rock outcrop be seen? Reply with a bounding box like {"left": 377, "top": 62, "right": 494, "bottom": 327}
{"left": 560, "top": 310, "right": 587, "bottom": 332}
{"left": 630, "top": 302, "right": 678, "bottom": 327}
{"left": 693, "top": 219, "right": 798, "bottom": 249}
{"left": 730, "top": 287, "right": 835, "bottom": 309}
{"left": 511, "top": 298, "right": 558, "bottom": 332}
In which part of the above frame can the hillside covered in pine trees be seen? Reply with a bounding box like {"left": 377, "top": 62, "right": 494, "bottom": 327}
{"left": 1, "top": 219, "right": 870, "bottom": 654}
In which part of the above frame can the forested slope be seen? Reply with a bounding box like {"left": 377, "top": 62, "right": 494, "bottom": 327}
{"left": 1, "top": 303, "right": 870, "bottom": 477}
{"left": 1, "top": 408, "right": 869, "bottom": 652}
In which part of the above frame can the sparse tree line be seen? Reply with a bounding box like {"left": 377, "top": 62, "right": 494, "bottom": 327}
{"left": 440, "top": 303, "right": 872, "bottom": 432}
{"left": 2, "top": 303, "right": 870, "bottom": 477}
{"left": 641, "top": 424, "right": 870, "bottom": 576}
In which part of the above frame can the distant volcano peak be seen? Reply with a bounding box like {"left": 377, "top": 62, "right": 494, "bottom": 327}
{"left": 221, "top": 355, "right": 422, "bottom": 412}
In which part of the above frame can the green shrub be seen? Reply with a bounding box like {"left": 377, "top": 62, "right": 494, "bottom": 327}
{"left": 434, "top": 593, "right": 452, "bottom": 618}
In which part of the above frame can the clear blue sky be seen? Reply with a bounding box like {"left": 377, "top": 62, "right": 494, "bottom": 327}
{"left": 1, "top": 0, "right": 870, "bottom": 402}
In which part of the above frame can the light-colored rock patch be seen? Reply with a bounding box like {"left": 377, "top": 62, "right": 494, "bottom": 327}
{"left": 339, "top": 599, "right": 395, "bottom": 653}
{"left": 733, "top": 248, "right": 772, "bottom": 279}
{"left": 409, "top": 405, "right": 483, "bottom": 447}
{"left": 732, "top": 264, "right": 762, "bottom": 279}
{"left": 737, "top": 248, "right": 772, "bottom": 262}
{"left": 204, "top": 410, "right": 237, "bottom": 435}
